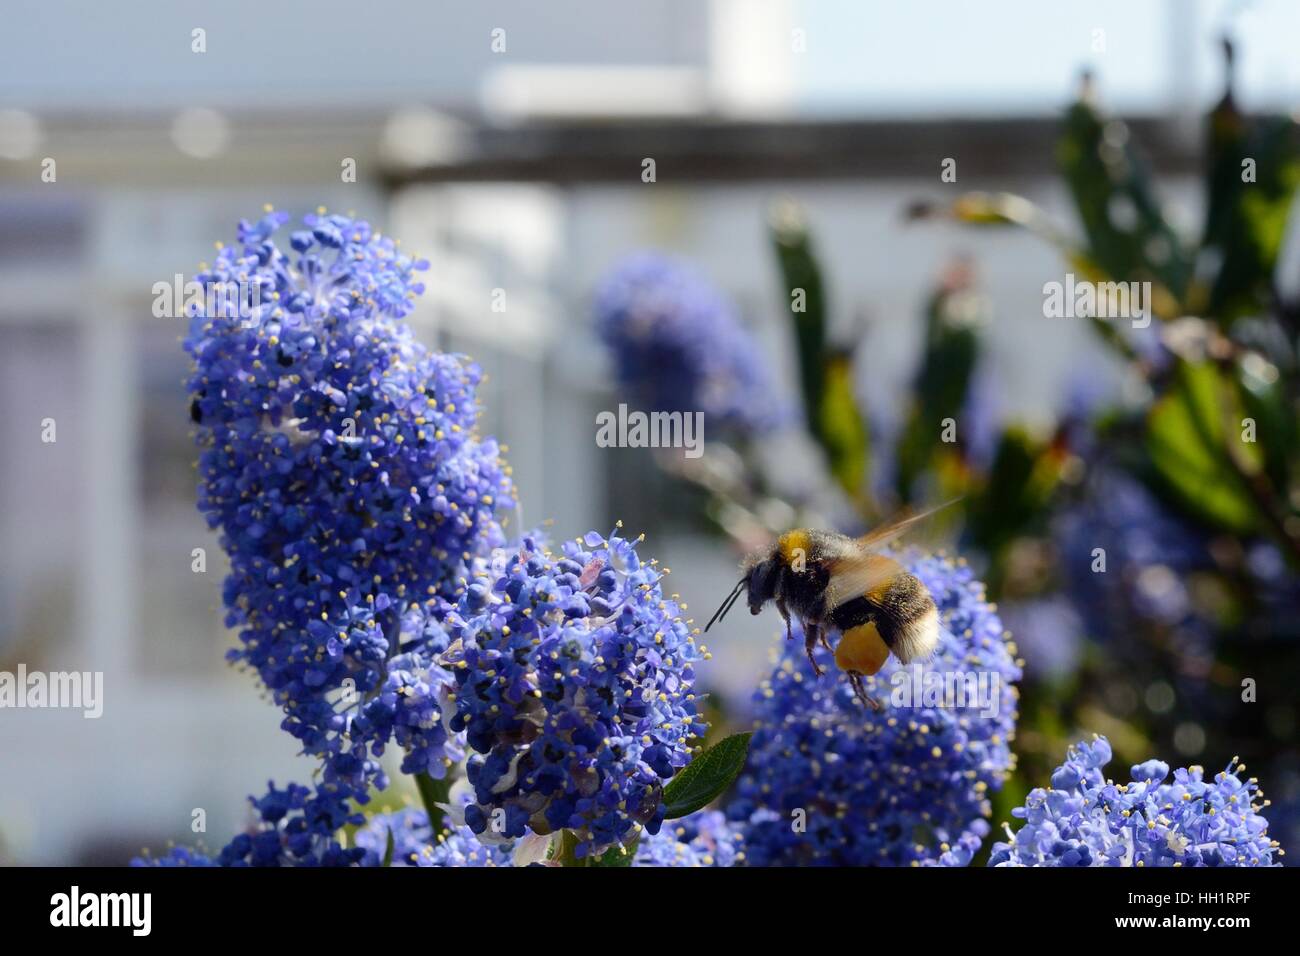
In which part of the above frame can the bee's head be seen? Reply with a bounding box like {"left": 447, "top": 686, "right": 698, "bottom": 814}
{"left": 742, "top": 554, "right": 781, "bottom": 615}
{"left": 706, "top": 547, "right": 782, "bottom": 632}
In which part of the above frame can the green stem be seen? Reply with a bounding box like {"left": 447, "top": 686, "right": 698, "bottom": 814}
{"left": 553, "top": 829, "right": 589, "bottom": 867}
{"left": 414, "top": 771, "right": 453, "bottom": 835}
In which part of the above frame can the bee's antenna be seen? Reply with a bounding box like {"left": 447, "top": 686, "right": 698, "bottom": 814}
{"left": 705, "top": 576, "right": 748, "bottom": 632}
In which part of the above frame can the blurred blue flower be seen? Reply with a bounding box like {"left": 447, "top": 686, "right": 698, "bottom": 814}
{"left": 1246, "top": 542, "right": 1300, "bottom": 637}
{"left": 1262, "top": 760, "right": 1300, "bottom": 867}
{"left": 999, "top": 596, "right": 1083, "bottom": 682}
{"left": 594, "top": 253, "right": 787, "bottom": 436}
{"left": 1055, "top": 468, "right": 1215, "bottom": 670}
{"left": 733, "top": 552, "right": 1021, "bottom": 865}
{"left": 445, "top": 528, "right": 707, "bottom": 858}
{"left": 990, "top": 736, "right": 1280, "bottom": 866}
{"left": 354, "top": 806, "right": 514, "bottom": 867}
{"left": 131, "top": 846, "right": 217, "bottom": 867}
{"left": 635, "top": 810, "right": 746, "bottom": 866}
{"left": 185, "top": 209, "right": 513, "bottom": 804}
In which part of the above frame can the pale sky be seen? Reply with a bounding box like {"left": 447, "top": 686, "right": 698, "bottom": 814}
{"left": 793, "top": 0, "right": 1300, "bottom": 115}
{"left": 2, "top": 0, "right": 1298, "bottom": 116}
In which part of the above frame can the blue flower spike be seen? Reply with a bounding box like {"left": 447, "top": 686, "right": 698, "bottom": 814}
{"left": 595, "top": 253, "right": 788, "bottom": 437}
{"left": 733, "top": 552, "right": 1022, "bottom": 866}
{"left": 180, "top": 208, "right": 514, "bottom": 862}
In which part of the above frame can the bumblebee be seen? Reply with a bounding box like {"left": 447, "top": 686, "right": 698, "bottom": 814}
{"left": 705, "top": 505, "right": 951, "bottom": 709}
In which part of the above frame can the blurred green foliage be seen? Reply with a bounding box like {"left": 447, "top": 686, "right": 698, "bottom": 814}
{"left": 771, "top": 203, "right": 871, "bottom": 506}
{"left": 635, "top": 34, "right": 1300, "bottom": 865}
{"left": 767, "top": 37, "right": 1300, "bottom": 861}
{"left": 902, "top": 39, "right": 1300, "bottom": 861}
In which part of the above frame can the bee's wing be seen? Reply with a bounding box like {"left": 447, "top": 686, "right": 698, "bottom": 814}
{"left": 853, "top": 498, "right": 961, "bottom": 552}
{"left": 824, "top": 552, "right": 905, "bottom": 610}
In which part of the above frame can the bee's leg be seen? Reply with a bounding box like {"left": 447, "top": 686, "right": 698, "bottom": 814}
{"left": 776, "top": 596, "right": 794, "bottom": 642}
{"left": 846, "top": 672, "right": 882, "bottom": 711}
{"left": 803, "top": 621, "right": 824, "bottom": 676}
{"left": 804, "top": 594, "right": 833, "bottom": 653}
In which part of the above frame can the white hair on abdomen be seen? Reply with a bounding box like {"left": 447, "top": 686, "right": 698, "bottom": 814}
{"left": 891, "top": 604, "right": 939, "bottom": 663}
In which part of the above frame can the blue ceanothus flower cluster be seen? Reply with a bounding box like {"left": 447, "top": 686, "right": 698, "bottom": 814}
{"left": 136, "top": 781, "right": 363, "bottom": 867}
{"left": 138, "top": 209, "right": 1281, "bottom": 869}
{"left": 181, "top": 209, "right": 513, "bottom": 864}
{"left": 733, "top": 553, "right": 1023, "bottom": 866}
{"left": 443, "top": 528, "right": 708, "bottom": 858}
{"left": 594, "top": 253, "right": 787, "bottom": 436}
{"left": 347, "top": 806, "right": 743, "bottom": 867}
{"left": 990, "top": 736, "right": 1280, "bottom": 866}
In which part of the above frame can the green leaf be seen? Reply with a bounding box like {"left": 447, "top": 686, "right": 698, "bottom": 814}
{"left": 1146, "top": 361, "right": 1260, "bottom": 532}
{"left": 963, "top": 426, "right": 1064, "bottom": 576}
{"left": 591, "top": 835, "right": 640, "bottom": 867}
{"left": 550, "top": 829, "right": 639, "bottom": 867}
{"left": 414, "top": 771, "right": 452, "bottom": 836}
{"left": 1237, "top": 356, "right": 1295, "bottom": 492}
{"left": 770, "top": 202, "right": 827, "bottom": 439}
{"left": 1059, "top": 89, "right": 1190, "bottom": 303}
{"left": 895, "top": 281, "right": 981, "bottom": 501}
{"left": 818, "top": 352, "right": 870, "bottom": 498}
{"left": 911, "top": 190, "right": 1053, "bottom": 232}
{"left": 662, "top": 731, "right": 752, "bottom": 820}
{"left": 1204, "top": 116, "right": 1300, "bottom": 322}
{"left": 381, "top": 825, "right": 395, "bottom": 867}
{"left": 770, "top": 203, "right": 870, "bottom": 500}
{"left": 550, "top": 828, "right": 580, "bottom": 866}
{"left": 1199, "top": 39, "right": 1300, "bottom": 323}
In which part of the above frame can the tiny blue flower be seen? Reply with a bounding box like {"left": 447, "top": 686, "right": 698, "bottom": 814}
{"left": 354, "top": 807, "right": 514, "bottom": 867}
{"left": 990, "top": 736, "right": 1280, "bottom": 866}
{"left": 445, "top": 528, "right": 707, "bottom": 858}
{"left": 635, "top": 810, "right": 746, "bottom": 867}
{"left": 215, "top": 779, "right": 366, "bottom": 867}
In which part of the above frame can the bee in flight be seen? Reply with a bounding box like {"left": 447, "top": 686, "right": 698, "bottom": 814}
{"left": 705, "top": 503, "right": 954, "bottom": 710}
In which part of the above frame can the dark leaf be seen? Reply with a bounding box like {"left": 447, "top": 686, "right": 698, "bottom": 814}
{"left": 1059, "top": 86, "right": 1190, "bottom": 307}
{"left": 770, "top": 202, "right": 827, "bottom": 438}
{"left": 818, "top": 352, "right": 870, "bottom": 498}
{"left": 770, "top": 202, "right": 870, "bottom": 499}
{"left": 1146, "top": 361, "right": 1260, "bottom": 532}
{"left": 895, "top": 277, "right": 982, "bottom": 501}
{"left": 414, "top": 771, "right": 452, "bottom": 836}
{"left": 662, "top": 732, "right": 753, "bottom": 820}
{"left": 965, "top": 426, "right": 1064, "bottom": 563}
{"left": 1199, "top": 38, "right": 1300, "bottom": 323}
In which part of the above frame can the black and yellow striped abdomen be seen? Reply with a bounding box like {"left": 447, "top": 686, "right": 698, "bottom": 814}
{"left": 829, "top": 571, "right": 938, "bottom": 663}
